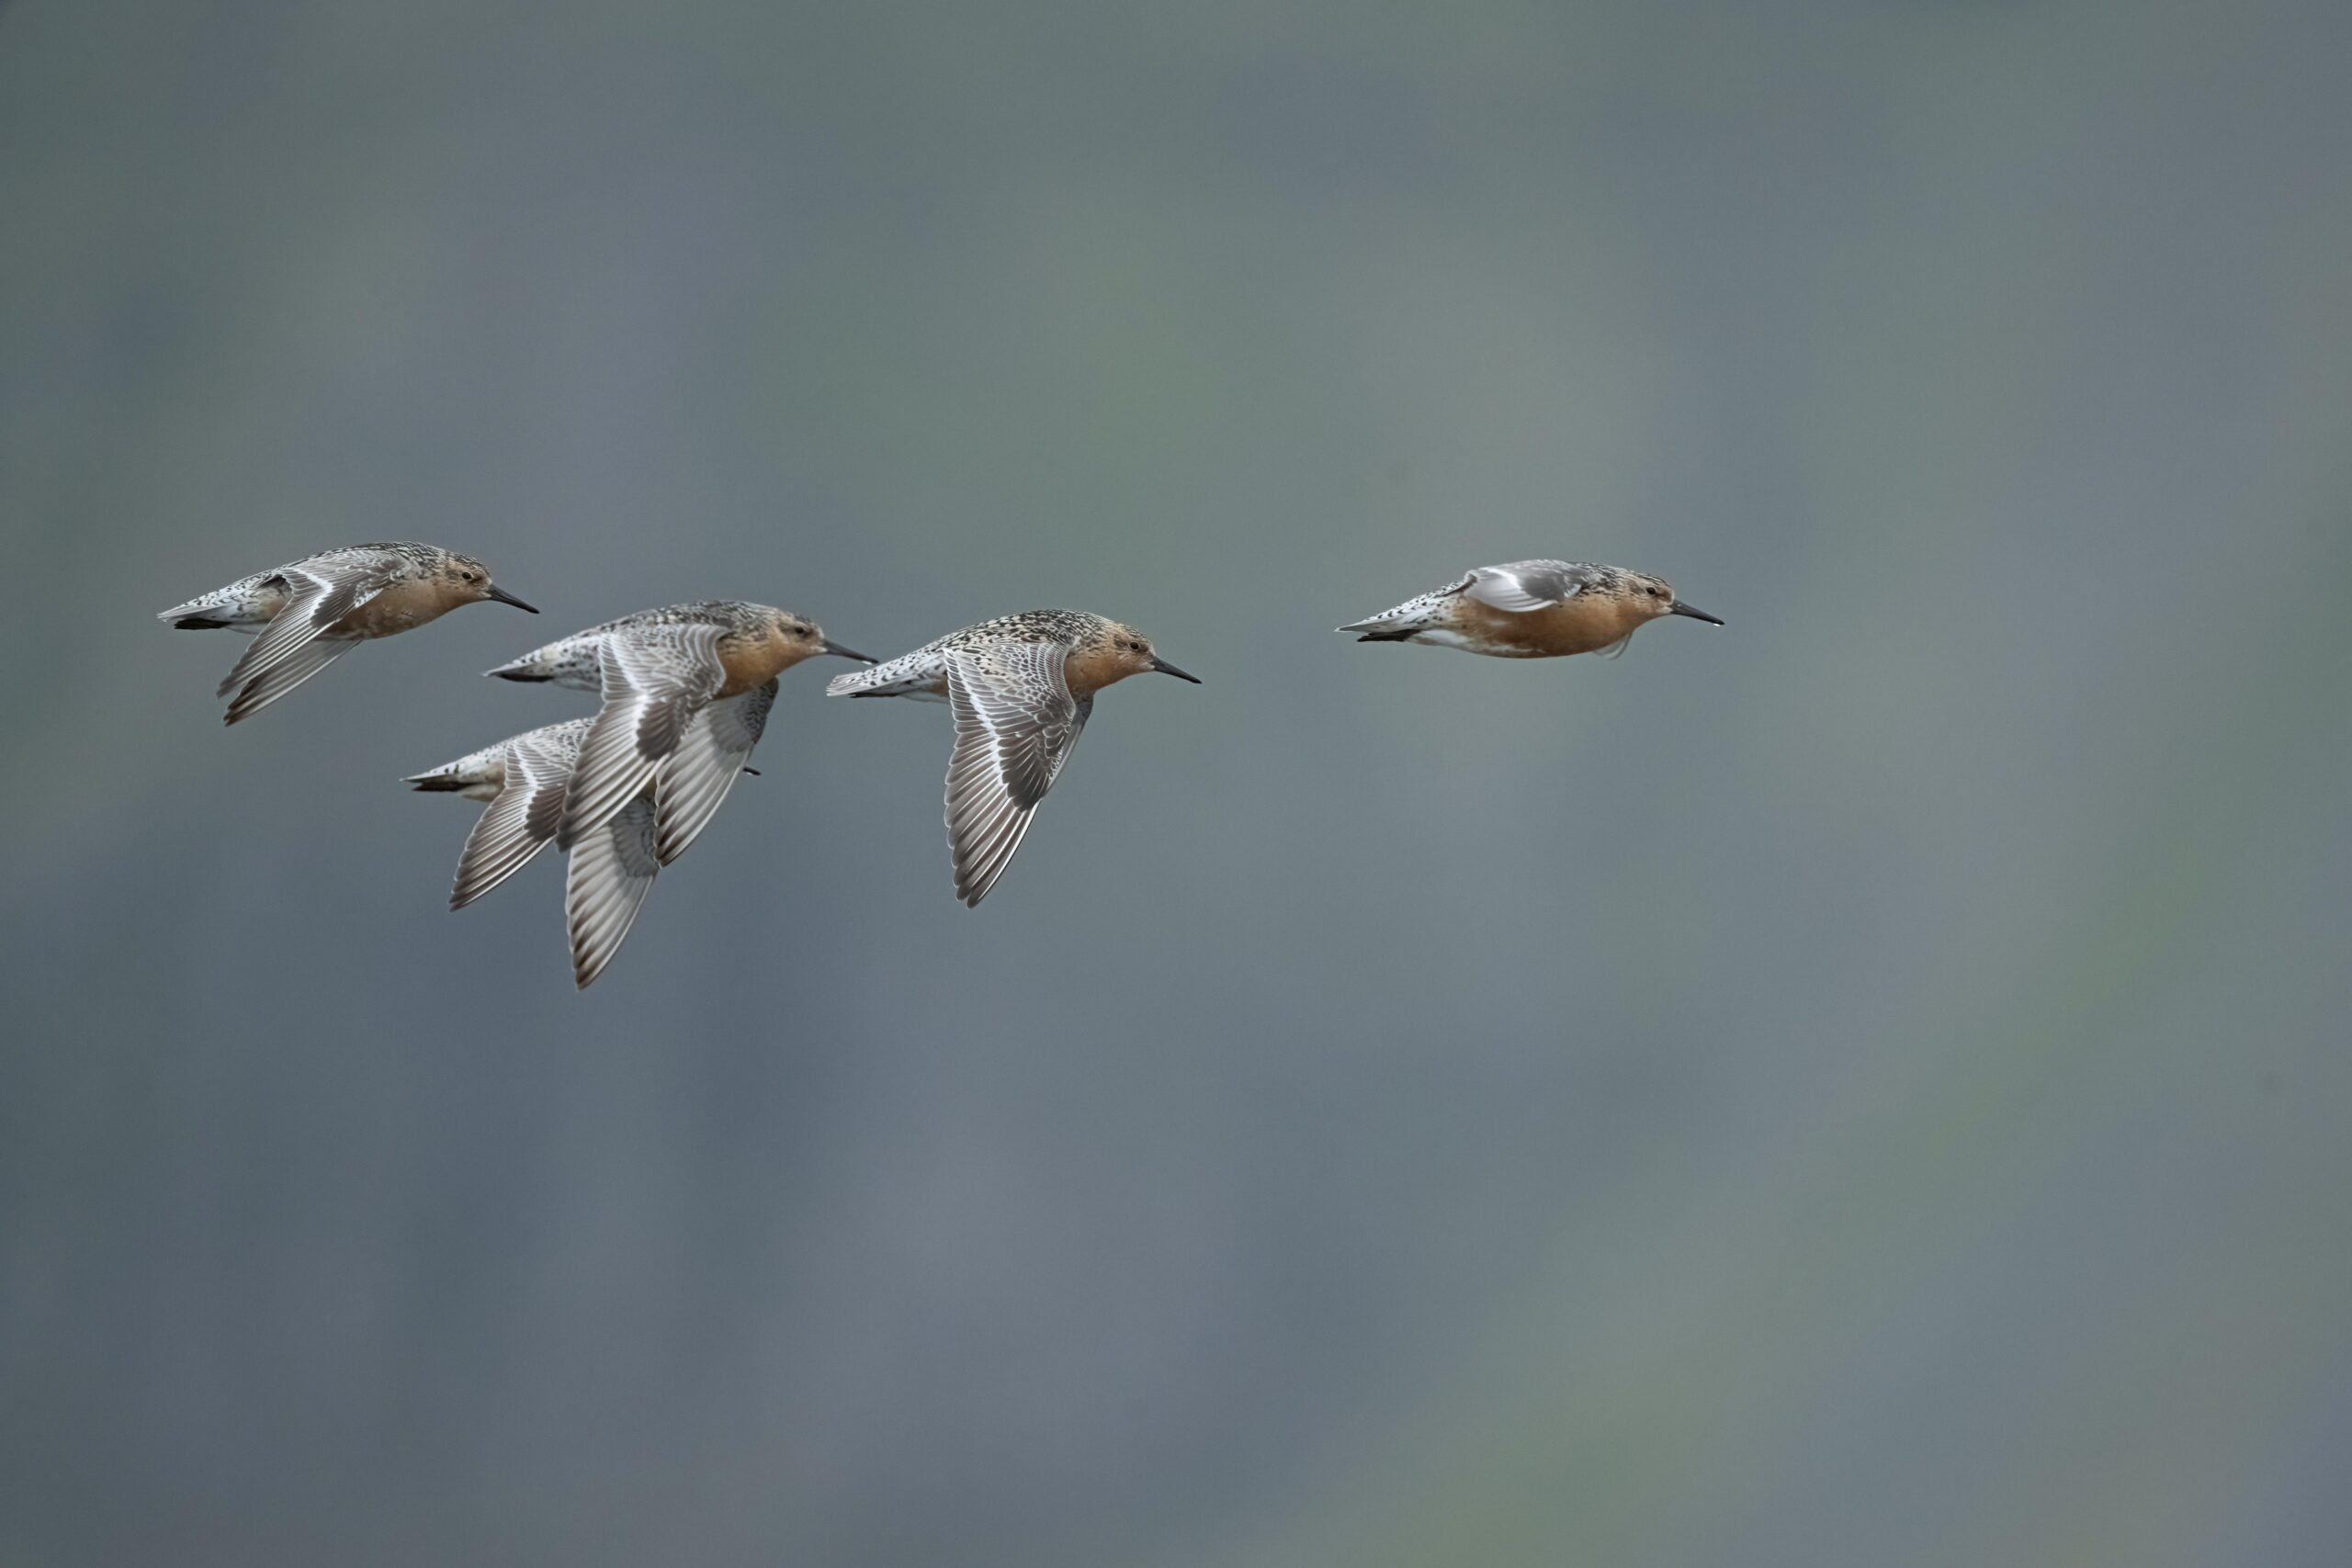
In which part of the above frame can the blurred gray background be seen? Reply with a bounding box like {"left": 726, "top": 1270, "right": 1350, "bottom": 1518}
{"left": 3, "top": 2, "right": 2348, "bottom": 1563}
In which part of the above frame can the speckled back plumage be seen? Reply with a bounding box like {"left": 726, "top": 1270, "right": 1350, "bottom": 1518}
{"left": 485, "top": 601, "right": 792, "bottom": 690}
{"left": 827, "top": 609, "right": 1114, "bottom": 701}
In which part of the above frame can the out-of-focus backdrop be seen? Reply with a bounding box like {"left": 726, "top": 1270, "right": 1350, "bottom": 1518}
{"left": 4, "top": 2, "right": 2348, "bottom": 1563}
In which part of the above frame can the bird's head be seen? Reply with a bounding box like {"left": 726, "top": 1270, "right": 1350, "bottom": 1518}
{"left": 442, "top": 554, "right": 537, "bottom": 614}
{"left": 767, "top": 607, "right": 876, "bottom": 668}
{"left": 1099, "top": 621, "right": 1201, "bottom": 687}
{"left": 1624, "top": 572, "right": 1722, "bottom": 628}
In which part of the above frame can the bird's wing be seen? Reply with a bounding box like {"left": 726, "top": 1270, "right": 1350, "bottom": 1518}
{"left": 565, "top": 794, "right": 662, "bottom": 989}
{"left": 654, "top": 677, "right": 776, "bottom": 865}
{"left": 215, "top": 553, "right": 401, "bottom": 704}
{"left": 558, "top": 625, "right": 726, "bottom": 850}
{"left": 220, "top": 635, "right": 362, "bottom": 725}
{"left": 1460, "top": 560, "right": 1598, "bottom": 614}
{"left": 448, "top": 728, "right": 575, "bottom": 910}
{"left": 942, "top": 642, "right": 1090, "bottom": 907}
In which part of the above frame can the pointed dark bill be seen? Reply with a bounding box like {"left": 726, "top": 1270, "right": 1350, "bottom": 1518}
{"left": 1668, "top": 602, "right": 1724, "bottom": 626}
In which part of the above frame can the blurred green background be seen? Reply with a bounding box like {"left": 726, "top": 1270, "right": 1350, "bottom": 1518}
{"left": 3, "top": 2, "right": 2348, "bottom": 1563}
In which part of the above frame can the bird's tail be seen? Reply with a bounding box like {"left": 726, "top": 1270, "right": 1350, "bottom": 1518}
{"left": 483, "top": 635, "right": 597, "bottom": 688}
{"left": 157, "top": 589, "right": 260, "bottom": 630}
{"left": 1336, "top": 581, "right": 1468, "bottom": 641}
{"left": 824, "top": 662, "right": 888, "bottom": 696}
{"left": 826, "top": 653, "right": 946, "bottom": 701}
{"left": 158, "top": 571, "right": 284, "bottom": 631}
{"left": 484, "top": 650, "right": 558, "bottom": 682}
{"left": 1335, "top": 601, "right": 1436, "bottom": 640}
{"left": 401, "top": 740, "right": 509, "bottom": 795}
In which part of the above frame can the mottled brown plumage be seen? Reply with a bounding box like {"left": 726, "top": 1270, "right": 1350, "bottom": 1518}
{"left": 159, "top": 542, "right": 537, "bottom": 724}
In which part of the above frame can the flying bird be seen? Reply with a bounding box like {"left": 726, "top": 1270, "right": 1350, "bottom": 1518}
{"left": 828, "top": 610, "right": 1199, "bottom": 907}
{"left": 159, "top": 542, "right": 537, "bottom": 723}
{"left": 486, "top": 600, "right": 871, "bottom": 860}
{"left": 404, "top": 717, "right": 596, "bottom": 912}
{"left": 1338, "top": 559, "right": 1722, "bottom": 659}
{"left": 404, "top": 704, "right": 774, "bottom": 987}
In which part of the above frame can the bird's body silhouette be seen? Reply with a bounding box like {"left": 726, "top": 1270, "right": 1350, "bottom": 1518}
{"left": 159, "top": 542, "right": 537, "bottom": 723}
{"left": 1339, "top": 559, "right": 1722, "bottom": 658}
{"left": 829, "top": 610, "right": 1199, "bottom": 906}
{"left": 487, "top": 601, "right": 871, "bottom": 861}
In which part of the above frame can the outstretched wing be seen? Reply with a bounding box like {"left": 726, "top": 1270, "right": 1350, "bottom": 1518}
{"left": 215, "top": 553, "right": 401, "bottom": 719}
{"left": 1460, "top": 560, "right": 1600, "bottom": 614}
{"left": 565, "top": 795, "right": 662, "bottom": 989}
{"left": 654, "top": 678, "right": 775, "bottom": 865}
{"left": 448, "top": 728, "right": 576, "bottom": 910}
{"left": 559, "top": 626, "right": 726, "bottom": 851}
{"left": 220, "top": 635, "right": 361, "bottom": 724}
{"left": 943, "top": 642, "right": 1090, "bottom": 908}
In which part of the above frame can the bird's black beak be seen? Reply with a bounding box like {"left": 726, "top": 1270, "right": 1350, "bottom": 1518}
{"left": 822, "top": 638, "right": 878, "bottom": 664}
{"left": 1150, "top": 656, "right": 1202, "bottom": 683}
{"left": 1668, "top": 601, "right": 1724, "bottom": 626}
{"left": 486, "top": 584, "right": 539, "bottom": 614}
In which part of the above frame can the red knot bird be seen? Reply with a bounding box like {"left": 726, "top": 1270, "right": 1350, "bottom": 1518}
{"left": 405, "top": 710, "right": 770, "bottom": 987}
{"left": 827, "top": 609, "right": 1199, "bottom": 907}
{"left": 485, "top": 601, "right": 873, "bottom": 862}
{"left": 159, "top": 542, "right": 537, "bottom": 724}
{"left": 1338, "top": 559, "right": 1722, "bottom": 659}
